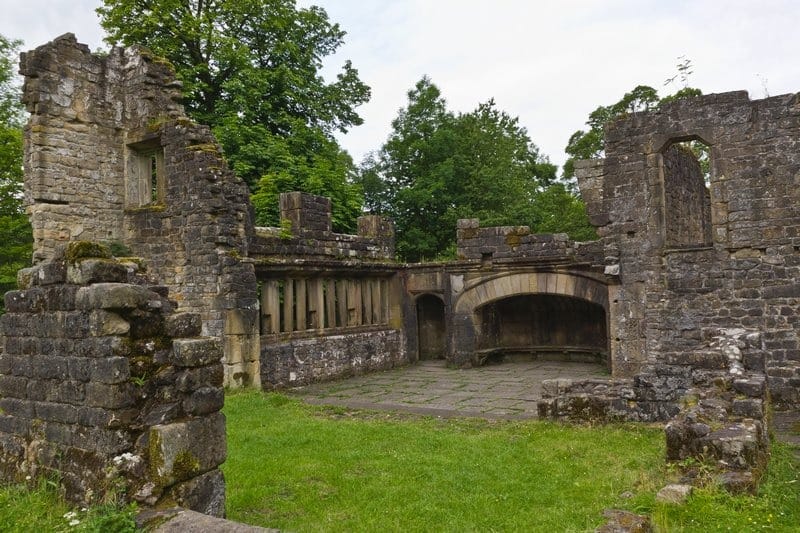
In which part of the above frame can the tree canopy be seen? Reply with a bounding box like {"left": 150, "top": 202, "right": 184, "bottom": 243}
{"left": 0, "top": 34, "right": 32, "bottom": 313}
{"left": 563, "top": 63, "right": 703, "bottom": 180}
{"left": 98, "top": 0, "right": 369, "bottom": 231}
{"left": 358, "top": 77, "right": 593, "bottom": 262}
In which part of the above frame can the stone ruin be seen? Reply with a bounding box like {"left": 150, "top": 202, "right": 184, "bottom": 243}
{"left": 1, "top": 34, "right": 798, "bottom": 514}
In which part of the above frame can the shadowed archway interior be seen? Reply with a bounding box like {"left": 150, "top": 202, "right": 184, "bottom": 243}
{"left": 476, "top": 294, "right": 608, "bottom": 362}
{"left": 417, "top": 294, "right": 446, "bottom": 360}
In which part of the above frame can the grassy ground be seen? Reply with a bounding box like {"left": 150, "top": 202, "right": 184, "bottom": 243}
{"left": 0, "top": 478, "right": 136, "bottom": 532}
{"left": 1, "top": 390, "right": 797, "bottom": 531}
{"left": 223, "top": 390, "right": 800, "bottom": 532}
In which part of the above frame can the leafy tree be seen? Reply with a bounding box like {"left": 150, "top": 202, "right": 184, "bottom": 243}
{"left": 563, "top": 85, "right": 661, "bottom": 179}
{"left": 98, "top": 0, "right": 369, "bottom": 231}
{"left": 0, "top": 34, "right": 32, "bottom": 313}
{"left": 359, "top": 77, "right": 587, "bottom": 262}
{"left": 564, "top": 58, "right": 704, "bottom": 180}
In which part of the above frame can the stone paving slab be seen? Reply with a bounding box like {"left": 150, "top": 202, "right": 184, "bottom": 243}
{"left": 290, "top": 360, "right": 608, "bottom": 420}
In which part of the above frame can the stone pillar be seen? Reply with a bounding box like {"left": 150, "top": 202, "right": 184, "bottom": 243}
{"left": 324, "top": 279, "right": 336, "bottom": 329}
{"left": 261, "top": 280, "right": 280, "bottom": 334}
{"left": 282, "top": 279, "right": 294, "bottom": 332}
{"left": 279, "top": 192, "right": 332, "bottom": 233}
{"left": 295, "top": 279, "right": 307, "bottom": 330}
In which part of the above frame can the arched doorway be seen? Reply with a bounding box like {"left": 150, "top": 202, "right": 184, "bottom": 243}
{"left": 416, "top": 294, "right": 445, "bottom": 360}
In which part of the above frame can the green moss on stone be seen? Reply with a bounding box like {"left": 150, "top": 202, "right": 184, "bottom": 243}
{"left": 172, "top": 450, "right": 201, "bottom": 480}
{"left": 505, "top": 233, "right": 521, "bottom": 247}
{"left": 65, "top": 241, "right": 112, "bottom": 264}
{"left": 187, "top": 143, "right": 219, "bottom": 153}
{"left": 148, "top": 429, "right": 164, "bottom": 483}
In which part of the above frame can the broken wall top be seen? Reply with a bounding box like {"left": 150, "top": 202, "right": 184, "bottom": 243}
{"left": 576, "top": 90, "right": 800, "bottom": 250}
{"left": 21, "top": 33, "right": 186, "bottom": 261}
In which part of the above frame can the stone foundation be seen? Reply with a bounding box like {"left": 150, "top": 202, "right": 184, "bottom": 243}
{"left": 261, "top": 329, "right": 406, "bottom": 389}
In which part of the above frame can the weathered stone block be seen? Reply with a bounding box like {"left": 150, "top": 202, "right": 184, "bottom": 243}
{"left": 175, "top": 365, "right": 224, "bottom": 393}
{"left": 171, "top": 338, "right": 222, "bottom": 368}
{"left": 147, "top": 413, "right": 226, "bottom": 488}
{"left": 76, "top": 283, "right": 155, "bottom": 311}
{"left": 88, "top": 310, "right": 130, "bottom": 336}
{"left": 597, "top": 509, "right": 652, "bottom": 533}
{"left": 732, "top": 377, "right": 765, "bottom": 397}
{"left": 166, "top": 468, "right": 226, "bottom": 518}
{"left": 84, "top": 382, "right": 136, "bottom": 409}
{"left": 67, "top": 259, "right": 128, "bottom": 285}
{"left": 731, "top": 398, "right": 763, "bottom": 418}
{"left": 182, "top": 387, "right": 224, "bottom": 416}
{"left": 89, "top": 357, "right": 131, "bottom": 384}
{"left": 164, "top": 313, "right": 202, "bottom": 338}
{"left": 655, "top": 484, "right": 692, "bottom": 504}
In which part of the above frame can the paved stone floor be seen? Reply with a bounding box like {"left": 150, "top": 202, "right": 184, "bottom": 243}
{"left": 289, "top": 359, "right": 608, "bottom": 419}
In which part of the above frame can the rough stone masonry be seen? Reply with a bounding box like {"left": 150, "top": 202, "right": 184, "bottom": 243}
{"left": 2, "top": 33, "right": 799, "bottom": 512}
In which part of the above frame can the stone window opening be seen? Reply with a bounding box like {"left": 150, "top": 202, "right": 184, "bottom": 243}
{"left": 661, "top": 137, "right": 713, "bottom": 249}
{"left": 126, "top": 137, "right": 165, "bottom": 207}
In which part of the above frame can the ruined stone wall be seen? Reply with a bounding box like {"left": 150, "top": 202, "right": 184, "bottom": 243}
{"left": 21, "top": 34, "right": 259, "bottom": 388}
{"left": 261, "top": 329, "right": 405, "bottom": 388}
{"left": 539, "top": 328, "right": 770, "bottom": 491}
{"left": 577, "top": 91, "right": 800, "bottom": 407}
{"left": 456, "top": 218, "right": 604, "bottom": 264}
{"left": 0, "top": 247, "right": 226, "bottom": 514}
{"left": 252, "top": 192, "right": 407, "bottom": 388}
{"left": 251, "top": 192, "right": 395, "bottom": 261}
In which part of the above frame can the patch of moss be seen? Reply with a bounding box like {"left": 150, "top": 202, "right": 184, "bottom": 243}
{"left": 125, "top": 204, "right": 167, "bottom": 213}
{"left": 146, "top": 116, "right": 168, "bottom": 133}
{"left": 65, "top": 241, "right": 112, "bottom": 264}
{"left": 105, "top": 240, "right": 132, "bottom": 257}
{"left": 680, "top": 394, "right": 699, "bottom": 408}
{"left": 187, "top": 143, "right": 219, "bottom": 153}
{"left": 152, "top": 56, "right": 174, "bottom": 69}
{"left": 172, "top": 450, "right": 201, "bottom": 480}
{"left": 505, "top": 233, "right": 521, "bottom": 247}
{"left": 115, "top": 257, "right": 147, "bottom": 271}
{"left": 147, "top": 429, "right": 164, "bottom": 483}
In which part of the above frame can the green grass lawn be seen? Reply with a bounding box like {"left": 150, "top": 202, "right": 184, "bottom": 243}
{"left": 0, "top": 478, "right": 136, "bottom": 532}
{"left": 1, "top": 390, "right": 797, "bottom": 531}
{"left": 223, "top": 391, "right": 800, "bottom": 532}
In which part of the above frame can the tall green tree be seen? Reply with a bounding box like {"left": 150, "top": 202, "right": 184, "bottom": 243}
{"left": 359, "top": 77, "right": 587, "bottom": 262}
{"left": 563, "top": 85, "right": 661, "bottom": 180}
{"left": 0, "top": 34, "right": 32, "bottom": 313}
{"left": 98, "top": 0, "right": 369, "bottom": 231}
{"left": 563, "top": 61, "right": 703, "bottom": 180}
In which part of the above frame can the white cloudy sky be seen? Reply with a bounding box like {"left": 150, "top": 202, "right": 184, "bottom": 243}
{"left": 2, "top": 0, "right": 798, "bottom": 169}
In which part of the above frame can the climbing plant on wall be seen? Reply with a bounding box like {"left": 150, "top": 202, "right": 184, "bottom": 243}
{"left": 98, "top": 0, "right": 368, "bottom": 232}
{"left": 0, "top": 34, "right": 32, "bottom": 313}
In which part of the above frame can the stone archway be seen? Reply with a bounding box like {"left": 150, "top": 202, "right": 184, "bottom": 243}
{"left": 450, "top": 271, "right": 610, "bottom": 368}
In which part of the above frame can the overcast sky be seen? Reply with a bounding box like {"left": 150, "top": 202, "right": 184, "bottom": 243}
{"left": 2, "top": 0, "right": 798, "bottom": 169}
